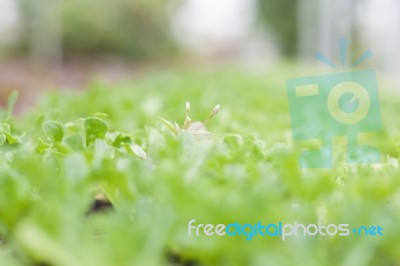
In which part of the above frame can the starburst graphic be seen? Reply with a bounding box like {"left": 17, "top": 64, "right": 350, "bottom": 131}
{"left": 315, "top": 39, "right": 373, "bottom": 69}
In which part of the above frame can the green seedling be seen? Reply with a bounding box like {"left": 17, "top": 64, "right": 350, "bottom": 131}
{"left": 158, "top": 101, "right": 220, "bottom": 136}
{"left": 0, "top": 123, "right": 22, "bottom": 145}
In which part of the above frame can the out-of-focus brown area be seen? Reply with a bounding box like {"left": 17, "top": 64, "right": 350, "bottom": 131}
{"left": 0, "top": 59, "right": 136, "bottom": 113}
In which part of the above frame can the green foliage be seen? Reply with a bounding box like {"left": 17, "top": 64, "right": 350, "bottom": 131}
{"left": 42, "top": 120, "right": 64, "bottom": 142}
{"left": 15, "top": 0, "right": 178, "bottom": 59}
{"left": 0, "top": 90, "right": 18, "bottom": 122}
{"left": 258, "top": 0, "right": 298, "bottom": 56}
{"left": 84, "top": 117, "right": 108, "bottom": 145}
{"left": 0, "top": 67, "right": 399, "bottom": 265}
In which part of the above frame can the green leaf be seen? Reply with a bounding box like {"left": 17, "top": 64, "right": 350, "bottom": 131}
{"left": 157, "top": 116, "right": 178, "bottom": 135}
{"left": 64, "top": 153, "right": 89, "bottom": 183}
{"left": 64, "top": 134, "right": 84, "bottom": 151}
{"left": 0, "top": 123, "right": 11, "bottom": 134}
{"left": 15, "top": 223, "right": 83, "bottom": 266}
{"left": 84, "top": 117, "right": 108, "bottom": 145}
{"left": 94, "top": 112, "right": 109, "bottom": 120}
{"left": 42, "top": 120, "right": 64, "bottom": 142}
{"left": 35, "top": 139, "right": 51, "bottom": 154}
{"left": 128, "top": 144, "right": 148, "bottom": 161}
{"left": 5, "top": 133, "right": 17, "bottom": 144}
{"left": 223, "top": 133, "right": 243, "bottom": 149}
{"left": 0, "top": 90, "right": 18, "bottom": 121}
{"left": 112, "top": 134, "right": 131, "bottom": 148}
{"left": 0, "top": 134, "right": 6, "bottom": 146}
{"left": 7, "top": 90, "right": 18, "bottom": 117}
{"left": 0, "top": 124, "right": 18, "bottom": 145}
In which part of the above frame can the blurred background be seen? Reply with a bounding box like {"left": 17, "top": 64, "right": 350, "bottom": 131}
{"left": 0, "top": 0, "right": 399, "bottom": 110}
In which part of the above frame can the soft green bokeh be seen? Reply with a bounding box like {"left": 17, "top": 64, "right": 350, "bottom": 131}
{"left": 0, "top": 66, "right": 399, "bottom": 265}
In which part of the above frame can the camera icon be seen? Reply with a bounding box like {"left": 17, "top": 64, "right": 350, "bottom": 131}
{"left": 287, "top": 69, "right": 382, "bottom": 168}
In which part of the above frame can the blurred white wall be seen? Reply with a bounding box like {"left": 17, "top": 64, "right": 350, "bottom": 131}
{"left": 172, "top": 0, "right": 256, "bottom": 53}
{"left": 0, "top": 0, "right": 20, "bottom": 44}
{"left": 358, "top": 0, "right": 400, "bottom": 74}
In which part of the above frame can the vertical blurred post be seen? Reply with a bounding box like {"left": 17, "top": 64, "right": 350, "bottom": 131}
{"left": 0, "top": 0, "right": 20, "bottom": 46}
{"left": 28, "top": 0, "right": 62, "bottom": 65}
{"left": 298, "top": 0, "right": 318, "bottom": 60}
{"left": 318, "top": 0, "right": 354, "bottom": 59}
{"left": 298, "top": 0, "right": 355, "bottom": 61}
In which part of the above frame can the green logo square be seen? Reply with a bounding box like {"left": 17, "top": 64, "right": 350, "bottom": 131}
{"left": 287, "top": 69, "right": 382, "bottom": 168}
